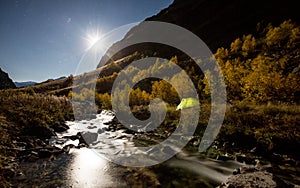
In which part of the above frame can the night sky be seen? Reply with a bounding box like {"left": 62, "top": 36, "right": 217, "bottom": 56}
{"left": 0, "top": 0, "right": 173, "bottom": 82}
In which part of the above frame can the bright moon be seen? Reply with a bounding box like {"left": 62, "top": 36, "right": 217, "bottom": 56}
{"left": 85, "top": 31, "right": 102, "bottom": 49}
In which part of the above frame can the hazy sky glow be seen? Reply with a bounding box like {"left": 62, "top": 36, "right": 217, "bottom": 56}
{"left": 0, "top": 0, "right": 173, "bottom": 82}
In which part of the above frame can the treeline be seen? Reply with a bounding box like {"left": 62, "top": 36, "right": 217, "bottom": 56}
{"left": 216, "top": 20, "right": 299, "bottom": 103}
{"left": 70, "top": 20, "right": 300, "bottom": 110}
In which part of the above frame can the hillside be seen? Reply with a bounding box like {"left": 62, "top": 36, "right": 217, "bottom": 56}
{"left": 11, "top": 0, "right": 300, "bottom": 95}
{"left": 99, "top": 0, "right": 299, "bottom": 65}
{"left": 0, "top": 68, "right": 16, "bottom": 89}
{"left": 6, "top": 0, "right": 300, "bottom": 100}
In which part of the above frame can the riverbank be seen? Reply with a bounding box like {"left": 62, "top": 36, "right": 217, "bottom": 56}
{"left": 1, "top": 90, "right": 299, "bottom": 187}
{"left": 102, "top": 103, "right": 300, "bottom": 186}
{"left": 8, "top": 111, "right": 241, "bottom": 187}
{"left": 0, "top": 90, "right": 73, "bottom": 187}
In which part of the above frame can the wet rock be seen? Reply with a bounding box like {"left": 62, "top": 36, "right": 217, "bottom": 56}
{"left": 129, "top": 125, "right": 138, "bottom": 132}
{"left": 38, "top": 146, "right": 63, "bottom": 158}
{"left": 75, "top": 143, "right": 87, "bottom": 149}
{"left": 53, "top": 123, "right": 69, "bottom": 133}
{"left": 219, "top": 171, "right": 277, "bottom": 188}
{"left": 62, "top": 135, "right": 79, "bottom": 141}
{"left": 63, "top": 144, "right": 75, "bottom": 153}
{"left": 15, "top": 141, "right": 27, "bottom": 148}
{"left": 78, "top": 132, "right": 98, "bottom": 145}
{"left": 124, "top": 125, "right": 138, "bottom": 134}
{"left": 16, "top": 171, "right": 23, "bottom": 177}
{"left": 103, "top": 121, "right": 111, "bottom": 125}
{"left": 25, "top": 141, "right": 34, "bottom": 149}
{"left": 116, "top": 124, "right": 125, "bottom": 131}
{"left": 36, "top": 139, "right": 47, "bottom": 147}
{"left": 19, "top": 150, "right": 39, "bottom": 162}
{"left": 217, "top": 154, "right": 234, "bottom": 161}
{"left": 55, "top": 140, "right": 64, "bottom": 145}
{"left": 235, "top": 154, "right": 257, "bottom": 165}
{"left": 26, "top": 153, "right": 39, "bottom": 162}
{"left": 115, "top": 135, "right": 127, "bottom": 140}
{"left": 38, "top": 149, "right": 53, "bottom": 158}
{"left": 97, "top": 128, "right": 105, "bottom": 134}
{"left": 106, "top": 125, "right": 113, "bottom": 131}
{"left": 233, "top": 165, "right": 260, "bottom": 175}
{"left": 218, "top": 163, "right": 291, "bottom": 188}
{"left": 3, "top": 166, "right": 16, "bottom": 177}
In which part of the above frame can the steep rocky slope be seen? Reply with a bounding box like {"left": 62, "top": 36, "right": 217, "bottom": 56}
{"left": 99, "top": 0, "right": 300, "bottom": 65}
{"left": 0, "top": 68, "right": 16, "bottom": 89}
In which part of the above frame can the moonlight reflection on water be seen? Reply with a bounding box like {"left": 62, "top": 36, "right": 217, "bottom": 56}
{"left": 67, "top": 148, "right": 115, "bottom": 188}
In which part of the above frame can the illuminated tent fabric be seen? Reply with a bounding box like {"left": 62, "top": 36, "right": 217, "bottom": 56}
{"left": 176, "top": 98, "right": 200, "bottom": 110}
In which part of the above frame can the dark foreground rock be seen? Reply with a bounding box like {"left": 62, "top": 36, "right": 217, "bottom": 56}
{"left": 220, "top": 171, "right": 277, "bottom": 188}
{"left": 219, "top": 164, "right": 294, "bottom": 188}
{"left": 19, "top": 145, "right": 65, "bottom": 162}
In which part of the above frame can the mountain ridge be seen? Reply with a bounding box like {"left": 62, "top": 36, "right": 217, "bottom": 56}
{"left": 14, "top": 81, "right": 37, "bottom": 88}
{"left": 99, "top": 0, "right": 300, "bottom": 66}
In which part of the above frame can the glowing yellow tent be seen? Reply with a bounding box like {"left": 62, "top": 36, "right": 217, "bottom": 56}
{"left": 176, "top": 98, "right": 200, "bottom": 110}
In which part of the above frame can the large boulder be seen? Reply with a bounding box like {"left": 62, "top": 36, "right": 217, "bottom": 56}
{"left": 78, "top": 132, "right": 98, "bottom": 145}
{"left": 220, "top": 171, "right": 277, "bottom": 188}
{"left": 219, "top": 165, "right": 290, "bottom": 188}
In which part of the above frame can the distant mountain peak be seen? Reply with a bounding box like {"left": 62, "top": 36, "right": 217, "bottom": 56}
{"left": 14, "top": 81, "right": 37, "bottom": 88}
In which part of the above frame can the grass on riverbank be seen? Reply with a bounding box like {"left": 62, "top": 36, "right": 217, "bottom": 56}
{"left": 116, "top": 101, "right": 300, "bottom": 161}
{"left": 0, "top": 90, "right": 73, "bottom": 187}
{"left": 131, "top": 102, "right": 300, "bottom": 159}
{"left": 215, "top": 103, "right": 300, "bottom": 158}
{"left": 172, "top": 102, "right": 300, "bottom": 161}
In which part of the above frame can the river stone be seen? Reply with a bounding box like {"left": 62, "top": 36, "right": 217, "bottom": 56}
{"left": 124, "top": 124, "right": 138, "bottom": 134}
{"left": 87, "top": 125, "right": 97, "bottom": 129}
{"left": 97, "top": 128, "right": 104, "bottom": 134}
{"left": 63, "top": 144, "right": 75, "bottom": 153}
{"left": 26, "top": 154, "right": 39, "bottom": 162}
{"left": 53, "top": 122, "right": 69, "bottom": 133}
{"left": 79, "top": 132, "right": 98, "bottom": 145}
{"left": 38, "top": 149, "right": 54, "bottom": 158}
{"left": 220, "top": 171, "right": 277, "bottom": 188}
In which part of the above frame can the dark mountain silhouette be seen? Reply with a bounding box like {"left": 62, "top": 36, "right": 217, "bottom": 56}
{"left": 99, "top": 0, "right": 299, "bottom": 66}
{"left": 0, "top": 68, "right": 16, "bottom": 89}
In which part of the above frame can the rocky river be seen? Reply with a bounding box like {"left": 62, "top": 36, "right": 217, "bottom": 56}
{"left": 11, "top": 110, "right": 299, "bottom": 187}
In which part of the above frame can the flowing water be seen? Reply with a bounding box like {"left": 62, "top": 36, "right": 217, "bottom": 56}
{"left": 13, "top": 110, "right": 244, "bottom": 187}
